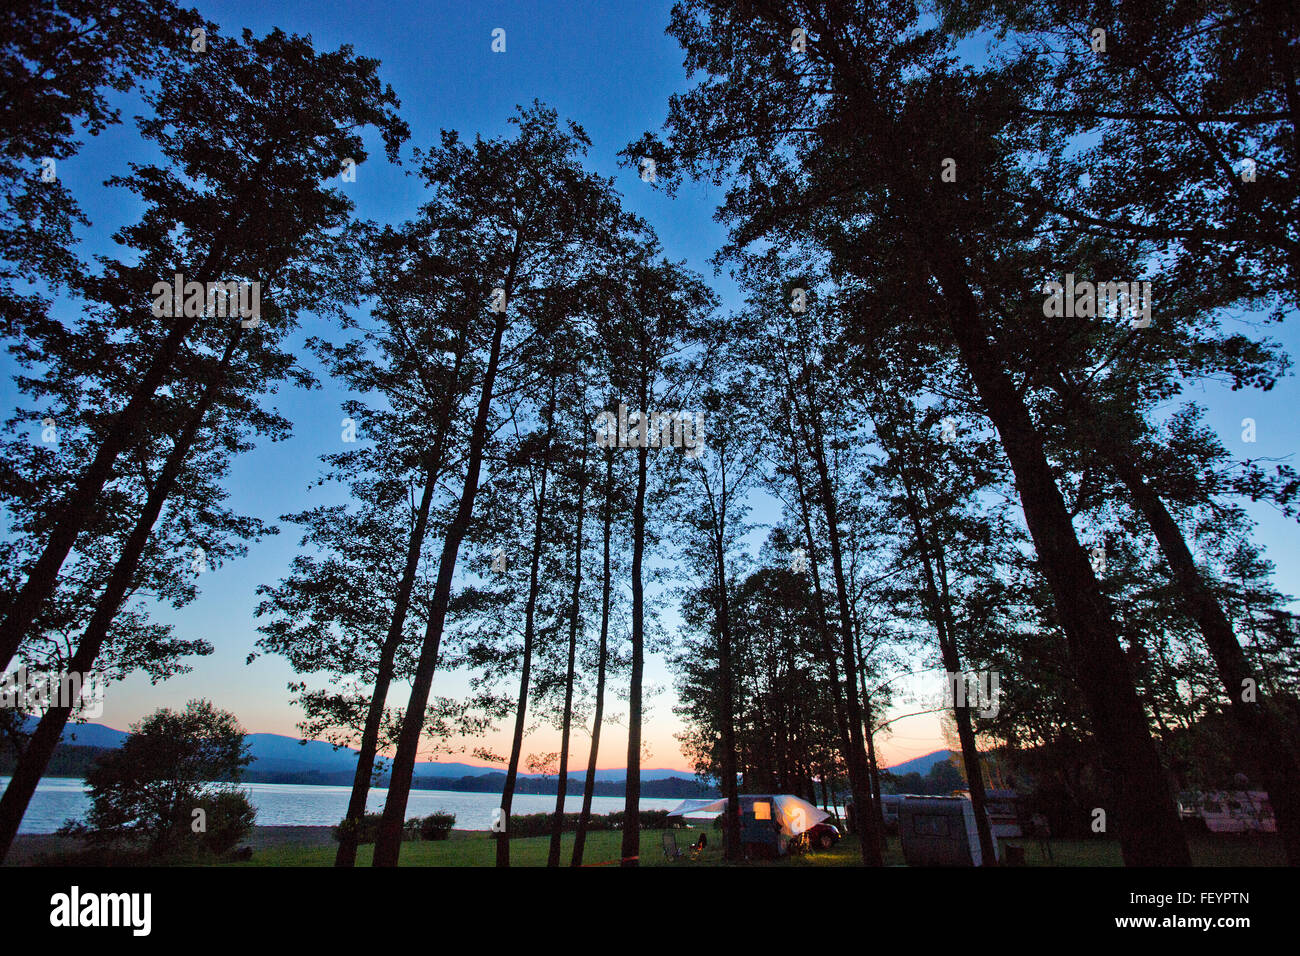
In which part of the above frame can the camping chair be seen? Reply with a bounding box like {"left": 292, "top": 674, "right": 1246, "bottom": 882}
{"left": 1029, "top": 814, "right": 1053, "bottom": 862}
{"left": 662, "top": 830, "right": 683, "bottom": 861}
{"left": 784, "top": 830, "right": 809, "bottom": 856}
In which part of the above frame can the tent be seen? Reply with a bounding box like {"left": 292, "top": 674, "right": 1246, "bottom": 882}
{"left": 667, "top": 794, "right": 829, "bottom": 837}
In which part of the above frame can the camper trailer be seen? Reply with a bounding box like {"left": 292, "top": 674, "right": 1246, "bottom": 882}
{"left": 880, "top": 793, "right": 926, "bottom": 832}
{"left": 667, "top": 794, "right": 829, "bottom": 859}
{"left": 1178, "top": 791, "right": 1276, "bottom": 833}
{"left": 952, "top": 788, "right": 1023, "bottom": 838}
{"left": 898, "top": 796, "right": 996, "bottom": 866}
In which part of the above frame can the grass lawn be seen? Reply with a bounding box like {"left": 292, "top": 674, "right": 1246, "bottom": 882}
{"left": 220, "top": 827, "right": 730, "bottom": 867}
{"left": 216, "top": 828, "right": 1286, "bottom": 867}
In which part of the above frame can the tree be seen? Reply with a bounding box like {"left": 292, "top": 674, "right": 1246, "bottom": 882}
{"left": 372, "top": 104, "right": 627, "bottom": 865}
{"left": 0, "top": 26, "right": 407, "bottom": 674}
{"left": 598, "top": 251, "right": 715, "bottom": 867}
{"left": 291, "top": 217, "right": 482, "bottom": 867}
{"left": 548, "top": 375, "right": 595, "bottom": 867}
{"left": 725, "top": 255, "right": 888, "bottom": 864}
{"left": 571, "top": 440, "right": 628, "bottom": 866}
{"left": 62, "top": 699, "right": 253, "bottom": 859}
{"left": 670, "top": 372, "right": 764, "bottom": 858}
{"left": 0, "top": 26, "right": 407, "bottom": 862}
{"left": 634, "top": 0, "right": 1190, "bottom": 864}
{"left": 0, "top": 0, "right": 198, "bottom": 290}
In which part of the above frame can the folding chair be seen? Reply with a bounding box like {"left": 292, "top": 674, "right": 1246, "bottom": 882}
{"left": 662, "top": 829, "right": 683, "bottom": 861}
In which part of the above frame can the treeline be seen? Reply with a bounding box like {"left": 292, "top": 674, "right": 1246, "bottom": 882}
{"left": 2, "top": 0, "right": 1299, "bottom": 872}
{"left": 0, "top": 744, "right": 111, "bottom": 779}
{"left": 400, "top": 774, "right": 717, "bottom": 799}
{"left": 0, "top": 0, "right": 711, "bottom": 870}
{"left": 653, "top": 0, "right": 1300, "bottom": 868}
{"left": 882, "top": 761, "right": 968, "bottom": 798}
{"left": 0, "top": 742, "right": 714, "bottom": 799}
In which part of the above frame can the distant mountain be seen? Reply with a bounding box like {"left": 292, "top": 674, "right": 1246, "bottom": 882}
{"left": 18, "top": 718, "right": 695, "bottom": 781}
{"left": 884, "top": 750, "right": 955, "bottom": 777}
{"left": 48, "top": 721, "right": 128, "bottom": 749}
{"left": 590, "top": 768, "right": 701, "bottom": 782}
{"left": 412, "top": 772, "right": 717, "bottom": 799}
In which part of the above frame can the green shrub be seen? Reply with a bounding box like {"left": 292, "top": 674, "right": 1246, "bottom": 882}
{"left": 60, "top": 699, "right": 254, "bottom": 859}
{"left": 333, "top": 812, "right": 426, "bottom": 843}
{"left": 419, "top": 811, "right": 456, "bottom": 840}
{"left": 190, "top": 788, "right": 256, "bottom": 855}
{"left": 332, "top": 812, "right": 383, "bottom": 844}
{"left": 606, "top": 809, "right": 681, "bottom": 831}
{"left": 496, "top": 809, "right": 680, "bottom": 838}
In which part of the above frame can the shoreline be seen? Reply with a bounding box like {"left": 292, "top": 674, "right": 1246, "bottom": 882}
{"left": 3, "top": 825, "right": 446, "bottom": 866}
{"left": 1, "top": 775, "right": 719, "bottom": 799}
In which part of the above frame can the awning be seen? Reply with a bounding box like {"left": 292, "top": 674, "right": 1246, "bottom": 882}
{"left": 667, "top": 795, "right": 829, "bottom": 836}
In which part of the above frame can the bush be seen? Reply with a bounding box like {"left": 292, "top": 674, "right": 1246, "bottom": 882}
{"left": 332, "top": 812, "right": 383, "bottom": 844}
{"left": 606, "top": 809, "right": 681, "bottom": 831}
{"left": 64, "top": 700, "right": 253, "bottom": 858}
{"left": 419, "top": 811, "right": 456, "bottom": 840}
{"left": 500, "top": 812, "right": 565, "bottom": 838}
{"left": 494, "top": 809, "right": 682, "bottom": 838}
{"left": 190, "top": 788, "right": 256, "bottom": 855}
{"left": 333, "top": 812, "right": 426, "bottom": 844}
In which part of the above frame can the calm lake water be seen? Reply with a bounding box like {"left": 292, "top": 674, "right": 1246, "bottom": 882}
{"left": 1, "top": 777, "right": 685, "bottom": 834}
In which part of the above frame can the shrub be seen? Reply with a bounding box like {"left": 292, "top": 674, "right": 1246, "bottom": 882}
{"left": 65, "top": 700, "right": 253, "bottom": 857}
{"left": 332, "top": 812, "right": 383, "bottom": 844}
{"left": 419, "top": 811, "right": 456, "bottom": 840}
{"left": 606, "top": 809, "right": 680, "bottom": 831}
{"left": 191, "top": 788, "right": 256, "bottom": 855}
{"left": 333, "top": 812, "right": 426, "bottom": 844}
{"left": 490, "top": 808, "right": 685, "bottom": 838}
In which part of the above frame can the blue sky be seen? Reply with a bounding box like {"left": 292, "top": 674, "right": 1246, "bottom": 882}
{"left": 4, "top": 0, "right": 1297, "bottom": 772}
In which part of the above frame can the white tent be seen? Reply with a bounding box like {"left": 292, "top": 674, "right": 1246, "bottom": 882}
{"left": 666, "top": 794, "right": 829, "bottom": 836}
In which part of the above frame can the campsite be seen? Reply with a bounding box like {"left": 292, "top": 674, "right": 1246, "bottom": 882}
{"left": 0, "top": 2, "right": 1294, "bottom": 943}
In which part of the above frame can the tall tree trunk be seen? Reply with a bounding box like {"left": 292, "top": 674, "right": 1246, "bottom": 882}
{"left": 620, "top": 438, "right": 649, "bottom": 867}
{"left": 1051, "top": 370, "right": 1300, "bottom": 862}
{"left": 0, "top": 152, "right": 274, "bottom": 670}
{"left": 547, "top": 436, "right": 587, "bottom": 866}
{"left": 934, "top": 560, "right": 998, "bottom": 864}
{"left": 372, "top": 308, "right": 509, "bottom": 866}
{"left": 790, "top": 363, "right": 883, "bottom": 865}
{"left": 933, "top": 261, "right": 1189, "bottom": 865}
{"left": 0, "top": 327, "right": 242, "bottom": 861}
{"left": 498, "top": 404, "right": 553, "bottom": 868}
{"left": 864, "top": 708, "right": 884, "bottom": 841}
{"left": 1099, "top": 433, "right": 1300, "bottom": 865}
{"left": 780, "top": 402, "right": 855, "bottom": 809}
{"left": 712, "top": 526, "right": 743, "bottom": 860}
{"left": 335, "top": 340, "right": 466, "bottom": 867}
{"left": 879, "top": 419, "right": 997, "bottom": 864}
{"left": 572, "top": 448, "right": 614, "bottom": 866}
{"left": 854, "top": 645, "right": 888, "bottom": 847}
{"left": 334, "top": 462, "right": 439, "bottom": 867}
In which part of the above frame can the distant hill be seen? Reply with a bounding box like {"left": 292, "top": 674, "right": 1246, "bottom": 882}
{"left": 884, "top": 750, "right": 955, "bottom": 777}
{"left": 47, "top": 721, "right": 128, "bottom": 749}
{"left": 13, "top": 718, "right": 697, "bottom": 784}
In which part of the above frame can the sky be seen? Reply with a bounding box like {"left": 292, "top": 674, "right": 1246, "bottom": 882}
{"left": 4, "top": 0, "right": 1298, "bottom": 775}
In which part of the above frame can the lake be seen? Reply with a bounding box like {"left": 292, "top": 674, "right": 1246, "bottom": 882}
{"left": 0, "top": 777, "right": 686, "bottom": 834}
